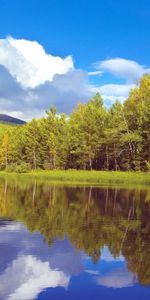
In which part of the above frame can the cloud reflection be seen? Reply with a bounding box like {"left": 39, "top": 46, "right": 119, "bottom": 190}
{"left": 0, "top": 255, "right": 70, "bottom": 300}
{"left": 97, "top": 268, "right": 137, "bottom": 288}
{"left": 0, "top": 220, "right": 83, "bottom": 299}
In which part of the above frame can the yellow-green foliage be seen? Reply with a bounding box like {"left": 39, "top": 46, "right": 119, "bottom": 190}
{"left": 1, "top": 170, "right": 150, "bottom": 186}
{"left": 0, "top": 74, "right": 150, "bottom": 172}
{"left": 0, "top": 123, "right": 14, "bottom": 138}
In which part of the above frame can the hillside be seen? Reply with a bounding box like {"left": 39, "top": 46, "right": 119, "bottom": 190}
{"left": 0, "top": 123, "right": 14, "bottom": 139}
{"left": 0, "top": 114, "right": 25, "bottom": 139}
{"left": 0, "top": 114, "right": 25, "bottom": 125}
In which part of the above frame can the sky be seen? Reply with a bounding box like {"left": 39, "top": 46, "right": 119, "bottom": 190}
{"left": 0, "top": 0, "right": 150, "bottom": 120}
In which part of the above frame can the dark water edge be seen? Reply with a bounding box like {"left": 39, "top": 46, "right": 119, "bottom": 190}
{"left": 0, "top": 177, "right": 150, "bottom": 299}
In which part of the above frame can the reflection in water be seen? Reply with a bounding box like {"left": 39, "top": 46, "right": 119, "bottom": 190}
{"left": 0, "top": 221, "right": 82, "bottom": 300}
{"left": 96, "top": 267, "right": 137, "bottom": 288}
{"left": 0, "top": 177, "right": 150, "bottom": 299}
{"left": 0, "top": 254, "right": 69, "bottom": 300}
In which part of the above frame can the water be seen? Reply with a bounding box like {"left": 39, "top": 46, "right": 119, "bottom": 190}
{"left": 0, "top": 177, "right": 150, "bottom": 300}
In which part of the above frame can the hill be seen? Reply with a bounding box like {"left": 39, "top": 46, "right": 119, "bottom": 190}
{"left": 0, "top": 114, "right": 26, "bottom": 125}
{"left": 0, "top": 123, "right": 14, "bottom": 139}
{"left": 0, "top": 115, "right": 26, "bottom": 139}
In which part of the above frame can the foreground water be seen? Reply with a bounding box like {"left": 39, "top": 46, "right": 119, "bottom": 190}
{"left": 0, "top": 177, "right": 150, "bottom": 299}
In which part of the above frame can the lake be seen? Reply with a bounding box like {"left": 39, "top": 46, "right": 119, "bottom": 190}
{"left": 0, "top": 177, "right": 150, "bottom": 300}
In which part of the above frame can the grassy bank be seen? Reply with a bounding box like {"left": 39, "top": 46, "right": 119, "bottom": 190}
{"left": 0, "top": 170, "right": 150, "bottom": 186}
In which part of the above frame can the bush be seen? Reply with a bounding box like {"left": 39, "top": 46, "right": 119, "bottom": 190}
{"left": 7, "top": 162, "right": 31, "bottom": 173}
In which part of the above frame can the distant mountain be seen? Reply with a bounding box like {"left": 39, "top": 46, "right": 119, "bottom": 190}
{"left": 0, "top": 114, "right": 26, "bottom": 125}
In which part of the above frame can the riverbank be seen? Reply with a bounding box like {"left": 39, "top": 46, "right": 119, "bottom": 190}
{"left": 0, "top": 170, "right": 150, "bottom": 186}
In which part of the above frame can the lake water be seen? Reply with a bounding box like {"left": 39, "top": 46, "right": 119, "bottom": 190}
{"left": 0, "top": 177, "right": 150, "bottom": 300}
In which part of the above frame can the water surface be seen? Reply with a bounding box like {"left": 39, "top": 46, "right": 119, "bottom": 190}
{"left": 0, "top": 177, "right": 150, "bottom": 299}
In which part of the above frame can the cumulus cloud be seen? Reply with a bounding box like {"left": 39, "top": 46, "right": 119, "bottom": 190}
{"left": 0, "top": 37, "right": 73, "bottom": 88}
{"left": 96, "top": 57, "right": 150, "bottom": 83}
{"left": 0, "top": 62, "right": 92, "bottom": 120}
{"left": 0, "top": 37, "right": 93, "bottom": 120}
{"left": 0, "top": 37, "right": 148, "bottom": 119}
{"left": 0, "top": 255, "right": 70, "bottom": 300}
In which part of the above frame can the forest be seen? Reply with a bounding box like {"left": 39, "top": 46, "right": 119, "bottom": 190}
{"left": 0, "top": 74, "right": 150, "bottom": 172}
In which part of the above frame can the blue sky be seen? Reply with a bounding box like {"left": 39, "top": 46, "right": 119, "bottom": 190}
{"left": 0, "top": 0, "right": 150, "bottom": 119}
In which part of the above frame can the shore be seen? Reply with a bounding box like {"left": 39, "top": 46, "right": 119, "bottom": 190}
{"left": 0, "top": 170, "right": 150, "bottom": 186}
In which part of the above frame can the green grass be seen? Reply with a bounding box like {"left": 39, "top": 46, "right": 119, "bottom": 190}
{"left": 0, "top": 170, "right": 150, "bottom": 186}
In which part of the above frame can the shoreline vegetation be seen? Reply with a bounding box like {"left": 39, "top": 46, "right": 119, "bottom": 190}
{"left": 0, "top": 170, "right": 150, "bottom": 186}
{"left": 0, "top": 74, "right": 150, "bottom": 173}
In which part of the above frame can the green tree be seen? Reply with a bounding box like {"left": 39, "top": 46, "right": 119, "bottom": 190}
{"left": 25, "top": 119, "right": 42, "bottom": 169}
{"left": 0, "top": 131, "right": 12, "bottom": 169}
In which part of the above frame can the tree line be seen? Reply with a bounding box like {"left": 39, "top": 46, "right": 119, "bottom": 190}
{"left": 0, "top": 74, "right": 150, "bottom": 171}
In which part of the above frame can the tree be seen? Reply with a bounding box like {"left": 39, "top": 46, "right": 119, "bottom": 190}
{"left": 0, "top": 74, "right": 150, "bottom": 172}
{"left": 67, "top": 93, "right": 107, "bottom": 170}
{"left": 25, "top": 119, "right": 42, "bottom": 169}
{"left": 0, "top": 131, "right": 12, "bottom": 169}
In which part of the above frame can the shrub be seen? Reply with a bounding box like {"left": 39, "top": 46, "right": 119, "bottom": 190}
{"left": 7, "top": 162, "right": 31, "bottom": 173}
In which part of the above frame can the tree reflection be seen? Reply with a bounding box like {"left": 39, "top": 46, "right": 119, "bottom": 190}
{"left": 0, "top": 177, "right": 150, "bottom": 286}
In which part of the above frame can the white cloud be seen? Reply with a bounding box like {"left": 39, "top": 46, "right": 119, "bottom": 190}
{"left": 96, "top": 57, "right": 150, "bottom": 83}
{"left": 0, "top": 38, "right": 148, "bottom": 120}
{"left": 0, "top": 255, "right": 70, "bottom": 300}
{"left": 97, "top": 83, "right": 135, "bottom": 97}
{"left": 99, "top": 84, "right": 135, "bottom": 104}
{"left": 90, "top": 83, "right": 135, "bottom": 105}
{"left": 88, "top": 71, "right": 103, "bottom": 76}
{"left": 0, "top": 219, "right": 83, "bottom": 278}
{"left": 0, "top": 223, "right": 22, "bottom": 232}
{"left": 86, "top": 270, "right": 100, "bottom": 275}
{"left": 0, "top": 219, "right": 84, "bottom": 299}
{"left": 102, "top": 95, "right": 126, "bottom": 105}
{"left": 97, "top": 268, "right": 137, "bottom": 288}
{"left": 0, "top": 63, "right": 92, "bottom": 120}
{"left": 0, "top": 36, "right": 93, "bottom": 120}
{"left": 0, "top": 37, "right": 74, "bottom": 88}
